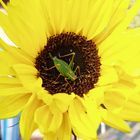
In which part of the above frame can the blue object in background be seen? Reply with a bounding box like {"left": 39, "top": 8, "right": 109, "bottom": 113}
{"left": 0, "top": 115, "right": 20, "bottom": 140}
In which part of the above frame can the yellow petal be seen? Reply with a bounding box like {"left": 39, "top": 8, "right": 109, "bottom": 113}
{"left": 0, "top": 50, "right": 17, "bottom": 76}
{"left": 0, "top": 93, "right": 31, "bottom": 119}
{"left": 97, "top": 65, "right": 118, "bottom": 86}
{"left": 69, "top": 98, "right": 98, "bottom": 139}
{"left": 57, "top": 112, "right": 71, "bottom": 140}
{"left": 129, "top": 92, "right": 140, "bottom": 105}
{"left": 34, "top": 105, "right": 62, "bottom": 134}
{"left": 82, "top": 0, "right": 103, "bottom": 36}
{"left": 100, "top": 109, "right": 131, "bottom": 133}
{"left": 40, "top": 0, "right": 55, "bottom": 36}
{"left": 87, "top": 86, "right": 105, "bottom": 106}
{"left": 104, "top": 90, "right": 127, "bottom": 111}
{"left": 7, "top": 0, "right": 20, "bottom": 6}
{"left": 99, "top": 0, "right": 140, "bottom": 50}
{"left": 35, "top": 105, "right": 51, "bottom": 134}
{"left": 13, "top": 64, "right": 37, "bottom": 74}
{"left": 119, "top": 109, "right": 140, "bottom": 122}
{"left": 12, "top": 64, "right": 42, "bottom": 92}
{"left": 0, "top": 0, "right": 47, "bottom": 57}
{"left": 102, "top": 78, "right": 138, "bottom": 113}
{"left": 0, "top": 38, "right": 34, "bottom": 65}
{"left": 0, "top": 76, "right": 20, "bottom": 84}
{"left": 113, "top": 0, "right": 140, "bottom": 33}
{"left": 83, "top": 96, "right": 101, "bottom": 130}
{"left": 101, "top": 29, "right": 140, "bottom": 71}
{"left": 0, "top": 86, "right": 30, "bottom": 96}
{"left": 49, "top": 101, "right": 62, "bottom": 115}
{"left": 43, "top": 133, "right": 57, "bottom": 140}
{"left": 124, "top": 101, "right": 140, "bottom": 114}
{"left": 20, "top": 94, "right": 43, "bottom": 140}
{"left": 37, "top": 88, "right": 52, "bottom": 105}
{"left": 85, "top": 0, "right": 114, "bottom": 40}
{"left": 52, "top": 93, "right": 75, "bottom": 113}
{"left": 40, "top": 0, "right": 67, "bottom": 34}
{"left": 67, "top": 0, "right": 90, "bottom": 33}
{"left": 40, "top": 114, "right": 71, "bottom": 140}
{"left": 94, "top": 0, "right": 130, "bottom": 44}
{"left": 119, "top": 93, "right": 140, "bottom": 121}
{"left": 47, "top": 112, "right": 62, "bottom": 133}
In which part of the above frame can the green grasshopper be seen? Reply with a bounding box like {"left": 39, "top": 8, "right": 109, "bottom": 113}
{"left": 48, "top": 52, "right": 78, "bottom": 81}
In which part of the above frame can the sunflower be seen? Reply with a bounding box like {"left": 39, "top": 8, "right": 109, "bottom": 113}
{"left": 0, "top": 0, "right": 140, "bottom": 140}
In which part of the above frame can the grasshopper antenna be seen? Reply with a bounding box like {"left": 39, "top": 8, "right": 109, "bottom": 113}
{"left": 49, "top": 52, "right": 53, "bottom": 59}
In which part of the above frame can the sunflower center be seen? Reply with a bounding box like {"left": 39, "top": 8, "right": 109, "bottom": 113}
{"left": 35, "top": 32, "right": 101, "bottom": 97}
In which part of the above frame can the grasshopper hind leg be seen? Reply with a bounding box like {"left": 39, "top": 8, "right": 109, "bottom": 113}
{"left": 44, "top": 65, "right": 56, "bottom": 71}
{"left": 58, "top": 52, "right": 75, "bottom": 68}
{"left": 74, "top": 65, "right": 80, "bottom": 76}
{"left": 64, "top": 78, "right": 72, "bottom": 91}
{"left": 52, "top": 74, "right": 61, "bottom": 84}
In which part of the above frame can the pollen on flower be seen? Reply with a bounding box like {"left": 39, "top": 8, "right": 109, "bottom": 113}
{"left": 35, "top": 32, "right": 101, "bottom": 97}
